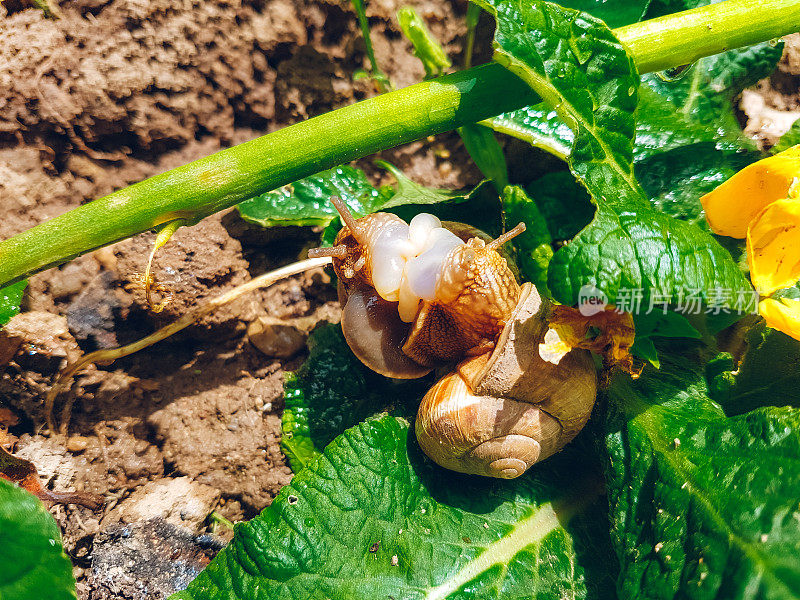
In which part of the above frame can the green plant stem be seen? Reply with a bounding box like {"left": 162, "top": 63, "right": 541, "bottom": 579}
{"left": 616, "top": 0, "right": 798, "bottom": 73}
{"left": 464, "top": 2, "right": 481, "bottom": 69}
{"left": 1, "top": 0, "right": 799, "bottom": 288}
{"left": 351, "top": 0, "right": 391, "bottom": 92}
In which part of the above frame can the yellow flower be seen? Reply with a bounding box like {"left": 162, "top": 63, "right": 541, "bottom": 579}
{"left": 701, "top": 145, "right": 800, "bottom": 340}
{"left": 758, "top": 297, "right": 800, "bottom": 341}
{"left": 540, "top": 305, "right": 637, "bottom": 377}
{"left": 701, "top": 145, "right": 800, "bottom": 238}
{"left": 747, "top": 198, "right": 800, "bottom": 296}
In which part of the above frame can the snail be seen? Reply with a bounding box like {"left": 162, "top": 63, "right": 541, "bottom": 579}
{"left": 309, "top": 197, "right": 598, "bottom": 479}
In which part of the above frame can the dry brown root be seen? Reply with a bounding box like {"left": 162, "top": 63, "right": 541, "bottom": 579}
{"left": 143, "top": 220, "right": 184, "bottom": 313}
{"left": 45, "top": 256, "right": 333, "bottom": 435}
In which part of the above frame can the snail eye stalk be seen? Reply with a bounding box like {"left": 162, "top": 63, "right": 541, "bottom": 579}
{"left": 308, "top": 245, "right": 348, "bottom": 259}
{"left": 331, "top": 196, "right": 367, "bottom": 245}
{"left": 485, "top": 222, "right": 526, "bottom": 251}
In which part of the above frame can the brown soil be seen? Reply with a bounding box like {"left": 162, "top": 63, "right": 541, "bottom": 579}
{"left": 0, "top": 1, "right": 797, "bottom": 597}
{"left": 0, "top": 0, "right": 485, "bottom": 596}
{"left": 741, "top": 33, "right": 800, "bottom": 147}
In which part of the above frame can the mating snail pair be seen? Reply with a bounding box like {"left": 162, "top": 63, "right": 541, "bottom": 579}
{"left": 309, "top": 198, "right": 597, "bottom": 479}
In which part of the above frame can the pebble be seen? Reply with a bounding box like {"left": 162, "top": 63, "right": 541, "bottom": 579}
{"left": 67, "top": 436, "right": 90, "bottom": 453}
{"left": 247, "top": 317, "right": 308, "bottom": 358}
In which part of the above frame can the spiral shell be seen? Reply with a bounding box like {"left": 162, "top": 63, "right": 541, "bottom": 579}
{"left": 414, "top": 283, "right": 597, "bottom": 478}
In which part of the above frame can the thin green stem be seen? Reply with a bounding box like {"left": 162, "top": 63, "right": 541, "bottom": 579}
{"left": 464, "top": 2, "right": 481, "bottom": 69}
{"left": 351, "top": 0, "right": 392, "bottom": 92}
{"left": 1, "top": 0, "right": 799, "bottom": 288}
{"left": 209, "top": 511, "right": 236, "bottom": 530}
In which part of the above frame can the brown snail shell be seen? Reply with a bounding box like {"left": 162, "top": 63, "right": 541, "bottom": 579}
{"left": 414, "top": 283, "right": 597, "bottom": 478}
{"left": 309, "top": 200, "right": 597, "bottom": 479}
{"left": 338, "top": 278, "right": 432, "bottom": 379}
{"left": 332, "top": 213, "right": 521, "bottom": 377}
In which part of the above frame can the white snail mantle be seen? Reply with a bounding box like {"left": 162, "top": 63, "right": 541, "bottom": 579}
{"left": 367, "top": 213, "right": 464, "bottom": 322}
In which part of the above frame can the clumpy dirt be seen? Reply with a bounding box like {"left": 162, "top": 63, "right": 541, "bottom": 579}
{"left": 0, "top": 0, "right": 482, "bottom": 595}
{"left": 1, "top": 0, "right": 798, "bottom": 597}
{"left": 741, "top": 33, "right": 800, "bottom": 147}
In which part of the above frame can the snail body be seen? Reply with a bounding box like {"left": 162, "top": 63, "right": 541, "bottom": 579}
{"left": 309, "top": 198, "right": 597, "bottom": 479}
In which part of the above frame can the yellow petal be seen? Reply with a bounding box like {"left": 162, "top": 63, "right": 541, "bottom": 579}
{"left": 700, "top": 145, "right": 800, "bottom": 238}
{"left": 547, "top": 305, "right": 638, "bottom": 377}
{"left": 538, "top": 327, "right": 573, "bottom": 365}
{"left": 759, "top": 297, "right": 800, "bottom": 341}
{"left": 747, "top": 198, "right": 800, "bottom": 296}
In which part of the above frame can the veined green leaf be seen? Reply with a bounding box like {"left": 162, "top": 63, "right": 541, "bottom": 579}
{"left": 485, "top": 103, "right": 573, "bottom": 160}
{"left": 476, "top": 0, "right": 751, "bottom": 307}
{"left": 641, "top": 42, "right": 782, "bottom": 138}
{"left": 377, "top": 160, "right": 468, "bottom": 209}
{"left": 502, "top": 185, "right": 552, "bottom": 293}
{"left": 709, "top": 323, "right": 800, "bottom": 415}
{"left": 237, "top": 165, "right": 392, "bottom": 227}
{"left": 173, "top": 416, "right": 616, "bottom": 600}
{"left": 0, "top": 280, "right": 27, "bottom": 327}
{"left": 281, "top": 323, "right": 428, "bottom": 472}
{"left": 0, "top": 480, "right": 77, "bottom": 600}
{"left": 548, "top": 202, "right": 751, "bottom": 306}
{"left": 606, "top": 355, "right": 800, "bottom": 599}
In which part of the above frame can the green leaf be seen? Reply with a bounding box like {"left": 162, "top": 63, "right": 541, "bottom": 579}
{"left": 457, "top": 124, "right": 509, "bottom": 191}
{"left": 173, "top": 415, "right": 616, "bottom": 600}
{"left": 281, "top": 323, "right": 428, "bottom": 472}
{"left": 557, "top": 0, "right": 651, "bottom": 28}
{"left": 385, "top": 176, "right": 505, "bottom": 238}
{"left": 709, "top": 323, "right": 800, "bottom": 415}
{"left": 485, "top": 102, "right": 573, "bottom": 160}
{"left": 549, "top": 202, "right": 751, "bottom": 307}
{"left": 377, "top": 160, "right": 468, "bottom": 209}
{"left": 606, "top": 356, "right": 800, "bottom": 599}
{"left": 632, "top": 309, "right": 702, "bottom": 340}
{"left": 0, "top": 280, "right": 27, "bottom": 327}
{"left": 477, "top": 0, "right": 751, "bottom": 309}
{"left": 237, "top": 165, "right": 392, "bottom": 227}
{"left": 397, "top": 6, "right": 451, "bottom": 79}
{"left": 0, "top": 480, "right": 77, "bottom": 600}
{"left": 641, "top": 41, "right": 782, "bottom": 138}
{"left": 524, "top": 171, "right": 595, "bottom": 241}
{"left": 773, "top": 118, "right": 800, "bottom": 153}
{"left": 629, "top": 310, "right": 702, "bottom": 367}
{"left": 630, "top": 337, "right": 660, "bottom": 368}
{"left": 502, "top": 185, "right": 553, "bottom": 293}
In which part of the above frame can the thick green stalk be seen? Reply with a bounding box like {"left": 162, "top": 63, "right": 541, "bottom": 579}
{"left": 1, "top": 0, "right": 799, "bottom": 288}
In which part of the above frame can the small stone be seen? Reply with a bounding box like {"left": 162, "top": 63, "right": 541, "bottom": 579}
{"left": 67, "top": 436, "right": 90, "bottom": 453}
{"left": 88, "top": 518, "right": 222, "bottom": 600}
{"left": 248, "top": 317, "right": 308, "bottom": 358}
{"left": 104, "top": 477, "right": 221, "bottom": 531}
